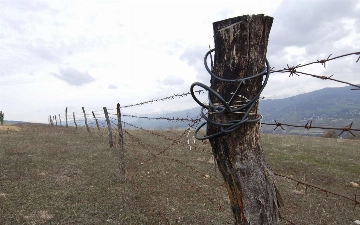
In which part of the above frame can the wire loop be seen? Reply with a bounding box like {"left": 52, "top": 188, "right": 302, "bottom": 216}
{"left": 190, "top": 49, "right": 270, "bottom": 140}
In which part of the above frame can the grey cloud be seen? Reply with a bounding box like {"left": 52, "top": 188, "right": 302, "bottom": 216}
{"left": 108, "top": 84, "right": 118, "bottom": 89}
{"left": 0, "top": 0, "right": 53, "bottom": 34}
{"left": 0, "top": 0, "right": 49, "bottom": 12}
{"left": 269, "top": 0, "right": 359, "bottom": 54}
{"left": 179, "top": 45, "right": 207, "bottom": 67}
{"left": 28, "top": 42, "right": 62, "bottom": 63}
{"left": 52, "top": 68, "right": 95, "bottom": 86}
{"left": 158, "top": 75, "right": 185, "bottom": 86}
{"left": 179, "top": 45, "right": 210, "bottom": 83}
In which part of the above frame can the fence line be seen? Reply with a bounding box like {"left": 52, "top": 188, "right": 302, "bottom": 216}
{"left": 48, "top": 50, "right": 360, "bottom": 224}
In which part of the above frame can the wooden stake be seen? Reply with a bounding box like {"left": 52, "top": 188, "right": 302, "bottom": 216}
{"left": 103, "top": 107, "right": 113, "bottom": 148}
{"left": 92, "top": 111, "right": 101, "bottom": 135}
{"left": 82, "top": 107, "right": 90, "bottom": 132}
{"left": 65, "top": 107, "right": 68, "bottom": 128}
{"left": 208, "top": 15, "right": 279, "bottom": 224}
{"left": 59, "top": 114, "right": 62, "bottom": 126}
{"left": 73, "top": 112, "right": 77, "bottom": 129}
{"left": 117, "top": 103, "right": 125, "bottom": 176}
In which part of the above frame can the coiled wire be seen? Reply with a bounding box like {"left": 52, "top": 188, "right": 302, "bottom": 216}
{"left": 190, "top": 49, "right": 270, "bottom": 140}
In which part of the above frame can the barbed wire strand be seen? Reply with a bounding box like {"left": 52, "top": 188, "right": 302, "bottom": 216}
{"left": 274, "top": 172, "right": 360, "bottom": 209}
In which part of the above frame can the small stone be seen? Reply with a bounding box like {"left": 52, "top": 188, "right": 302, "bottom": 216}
{"left": 350, "top": 182, "right": 359, "bottom": 188}
{"left": 291, "top": 189, "right": 304, "bottom": 195}
{"left": 353, "top": 220, "right": 360, "bottom": 225}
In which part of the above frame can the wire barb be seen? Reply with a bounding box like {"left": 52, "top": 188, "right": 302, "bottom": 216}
{"left": 317, "top": 54, "right": 332, "bottom": 68}
{"left": 285, "top": 64, "right": 299, "bottom": 77}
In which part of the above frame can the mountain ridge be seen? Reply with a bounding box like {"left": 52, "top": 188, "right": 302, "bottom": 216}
{"left": 130, "top": 85, "right": 360, "bottom": 136}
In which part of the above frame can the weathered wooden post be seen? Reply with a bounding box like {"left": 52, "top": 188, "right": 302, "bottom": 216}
{"left": 192, "top": 15, "right": 280, "bottom": 224}
{"left": 0, "top": 111, "right": 3, "bottom": 125}
{"left": 65, "top": 107, "right": 68, "bottom": 128}
{"left": 49, "top": 115, "right": 53, "bottom": 126}
{"left": 73, "top": 112, "right": 77, "bottom": 129}
{"left": 82, "top": 107, "right": 90, "bottom": 132}
{"left": 58, "top": 114, "right": 62, "bottom": 126}
{"left": 117, "top": 103, "right": 125, "bottom": 176}
{"left": 103, "top": 107, "right": 113, "bottom": 148}
{"left": 54, "top": 115, "right": 57, "bottom": 126}
{"left": 92, "top": 111, "right": 101, "bottom": 135}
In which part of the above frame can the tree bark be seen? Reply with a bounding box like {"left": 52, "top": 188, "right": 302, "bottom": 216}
{"left": 208, "top": 15, "right": 279, "bottom": 224}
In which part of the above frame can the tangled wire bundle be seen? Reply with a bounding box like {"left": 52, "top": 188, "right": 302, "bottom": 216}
{"left": 190, "top": 49, "right": 270, "bottom": 140}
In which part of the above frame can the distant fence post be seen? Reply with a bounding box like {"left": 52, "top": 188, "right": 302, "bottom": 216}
{"left": 92, "top": 111, "right": 101, "bottom": 135}
{"left": 59, "top": 114, "right": 62, "bottom": 126}
{"left": 103, "top": 107, "right": 113, "bottom": 147}
{"left": 49, "top": 115, "right": 53, "bottom": 126}
{"left": 73, "top": 112, "right": 77, "bottom": 129}
{"left": 117, "top": 103, "right": 125, "bottom": 176}
{"left": 82, "top": 107, "right": 90, "bottom": 132}
{"left": 54, "top": 115, "right": 57, "bottom": 126}
{"left": 0, "top": 111, "right": 3, "bottom": 125}
{"left": 193, "top": 15, "right": 280, "bottom": 224}
{"left": 65, "top": 107, "right": 68, "bottom": 128}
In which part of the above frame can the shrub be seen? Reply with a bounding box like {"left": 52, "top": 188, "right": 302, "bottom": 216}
{"left": 322, "top": 130, "right": 337, "bottom": 138}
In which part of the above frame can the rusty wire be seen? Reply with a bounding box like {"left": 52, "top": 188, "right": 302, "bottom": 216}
{"left": 272, "top": 52, "right": 360, "bottom": 90}
{"left": 124, "top": 128, "right": 224, "bottom": 216}
{"left": 274, "top": 172, "right": 360, "bottom": 210}
{"left": 121, "top": 90, "right": 204, "bottom": 109}
{"left": 262, "top": 120, "right": 359, "bottom": 137}
{"left": 122, "top": 114, "right": 199, "bottom": 122}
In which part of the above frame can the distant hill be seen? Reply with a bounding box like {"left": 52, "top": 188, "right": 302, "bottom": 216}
{"left": 126, "top": 85, "right": 360, "bottom": 136}
{"left": 3, "top": 120, "right": 28, "bottom": 125}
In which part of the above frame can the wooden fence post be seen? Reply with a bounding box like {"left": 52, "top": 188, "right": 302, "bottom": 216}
{"left": 54, "top": 115, "right": 57, "bottom": 126}
{"left": 73, "top": 112, "right": 77, "bottom": 129}
{"left": 103, "top": 107, "right": 113, "bottom": 147}
{"left": 65, "top": 107, "right": 68, "bottom": 128}
{"left": 82, "top": 107, "right": 90, "bottom": 132}
{"left": 206, "top": 15, "right": 279, "bottom": 224}
{"left": 49, "top": 115, "right": 53, "bottom": 126}
{"left": 92, "top": 111, "right": 101, "bottom": 135}
{"left": 117, "top": 103, "right": 125, "bottom": 176}
{"left": 59, "top": 114, "right": 62, "bottom": 126}
{"left": 0, "top": 111, "right": 3, "bottom": 125}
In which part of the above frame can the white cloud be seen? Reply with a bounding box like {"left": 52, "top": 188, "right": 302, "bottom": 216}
{"left": 0, "top": 0, "right": 359, "bottom": 123}
{"left": 52, "top": 68, "right": 95, "bottom": 86}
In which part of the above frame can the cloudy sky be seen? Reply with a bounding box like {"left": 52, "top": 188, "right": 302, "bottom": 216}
{"left": 1, "top": 0, "right": 359, "bottom": 123}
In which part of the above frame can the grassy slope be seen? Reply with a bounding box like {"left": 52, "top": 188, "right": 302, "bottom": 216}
{"left": 0, "top": 124, "right": 359, "bottom": 224}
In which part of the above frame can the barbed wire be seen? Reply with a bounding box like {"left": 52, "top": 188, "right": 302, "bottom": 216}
{"left": 120, "top": 90, "right": 204, "bottom": 109}
{"left": 122, "top": 114, "right": 199, "bottom": 123}
{"left": 274, "top": 172, "right": 360, "bottom": 210}
{"left": 262, "top": 120, "right": 359, "bottom": 137}
{"left": 123, "top": 128, "right": 226, "bottom": 219}
{"left": 272, "top": 52, "right": 360, "bottom": 90}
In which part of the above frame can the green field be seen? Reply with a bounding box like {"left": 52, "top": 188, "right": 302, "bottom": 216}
{"left": 1, "top": 124, "right": 359, "bottom": 224}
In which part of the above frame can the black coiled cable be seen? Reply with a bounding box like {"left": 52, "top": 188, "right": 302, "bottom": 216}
{"left": 190, "top": 49, "right": 270, "bottom": 140}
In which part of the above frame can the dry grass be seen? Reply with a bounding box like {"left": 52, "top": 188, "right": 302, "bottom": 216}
{"left": 0, "top": 124, "right": 359, "bottom": 224}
